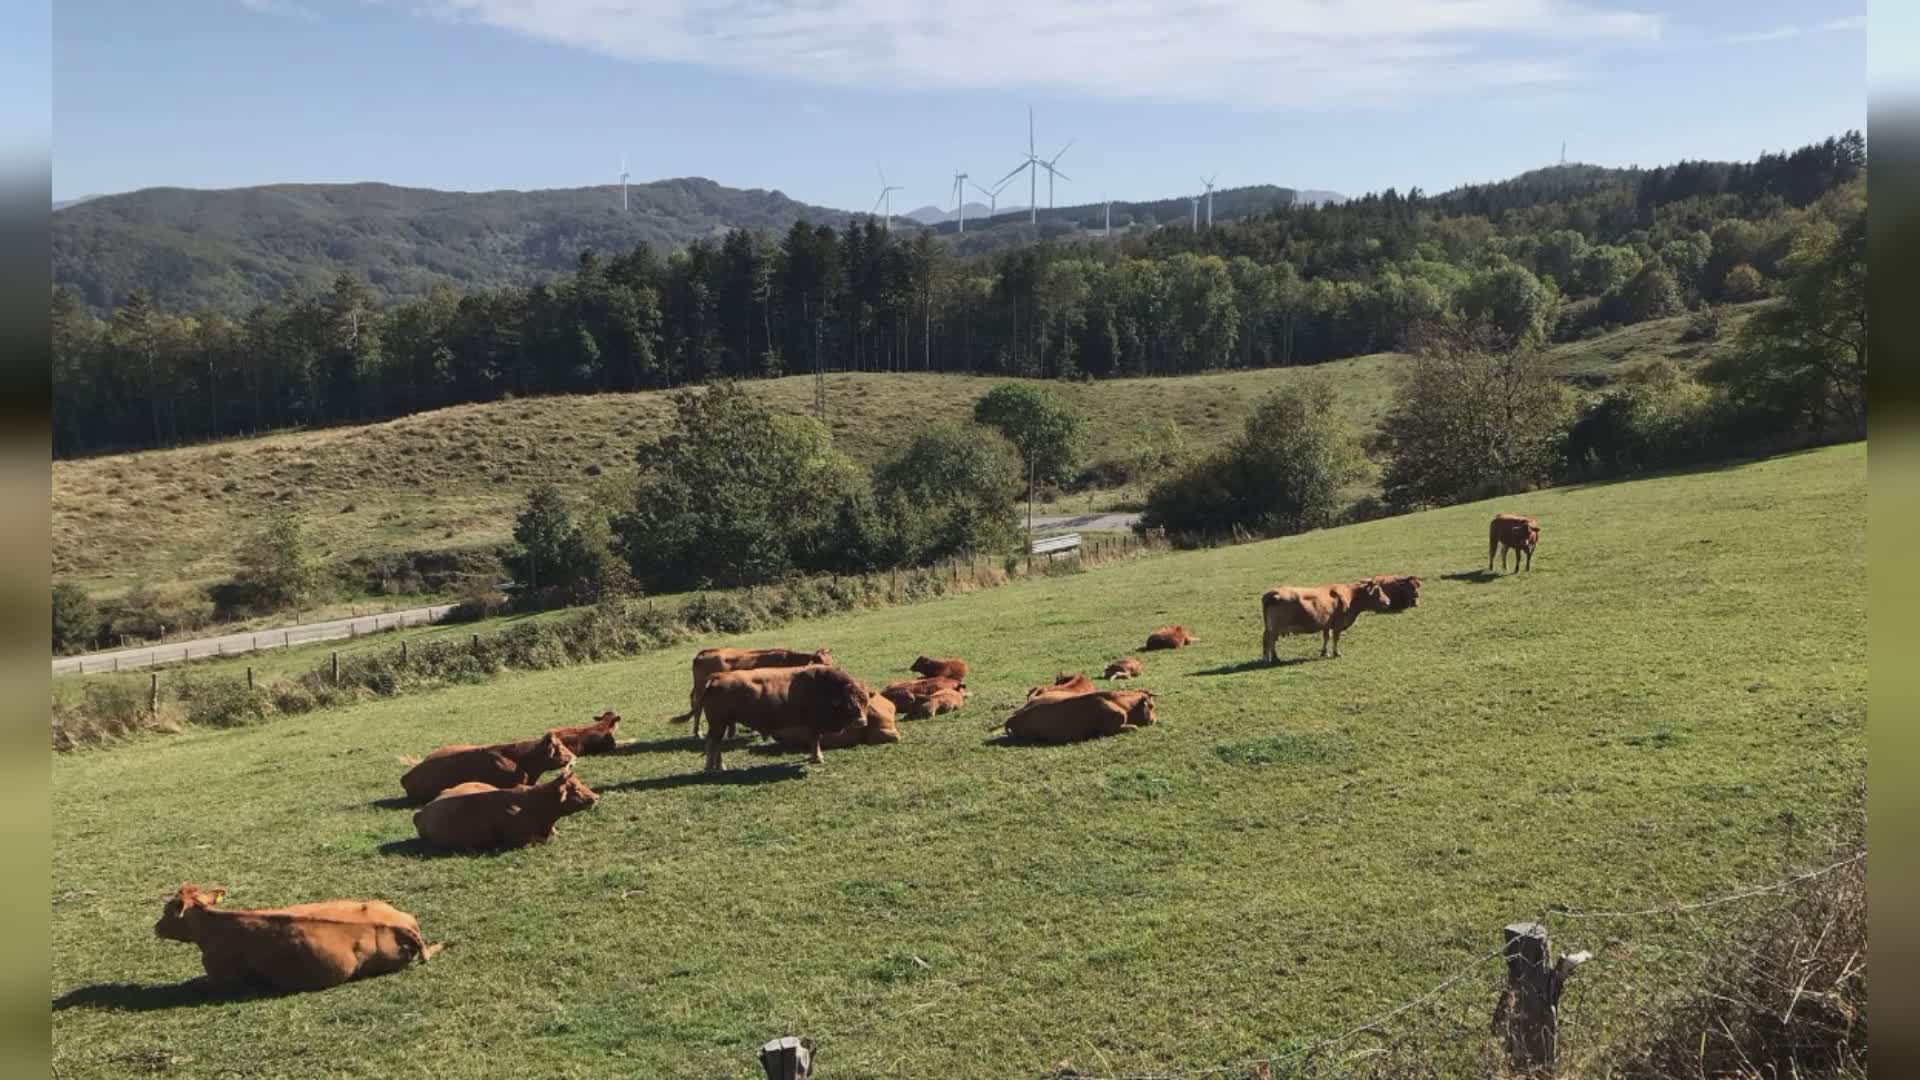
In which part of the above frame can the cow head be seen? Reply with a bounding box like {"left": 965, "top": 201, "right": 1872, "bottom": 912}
{"left": 592, "top": 710, "right": 621, "bottom": 731}
{"left": 811, "top": 649, "right": 834, "bottom": 667}
{"left": 553, "top": 771, "right": 600, "bottom": 814}
{"left": 154, "top": 884, "right": 225, "bottom": 941}
{"left": 527, "top": 731, "right": 576, "bottom": 773}
{"left": 805, "top": 667, "right": 869, "bottom": 730}
{"left": 910, "top": 655, "right": 937, "bottom": 676}
{"left": 1355, "top": 581, "right": 1392, "bottom": 612}
{"left": 1127, "top": 692, "right": 1159, "bottom": 727}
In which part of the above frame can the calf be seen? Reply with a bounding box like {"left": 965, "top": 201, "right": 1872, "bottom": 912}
{"left": 1029, "top": 672, "right": 1095, "bottom": 699}
{"left": 1366, "top": 575, "right": 1424, "bottom": 611}
{"left": 550, "top": 710, "right": 621, "bottom": 755}
{"left": 998, "top": 690, "right": 1157, "bottom": 744}
{"left": 673, "top": 647, "right": 834, "bottom": 735}
{"left": 1261, "top": 580, "right": 1394, "bottom": 662}
{"left": 400, "top": 731, "right": 575, "bottom": 804}
{"left": 692, "top": 666, "right": 870, "bottom": 772}
{"left": 1143, "top": 625, "right": 1196, "bottom": 650}
{"left": 910, "top": 655, "right": 969, "bottom": 681}
{"left": 880, "top": 676, "right": 967, "bottom": 712}
{"left": 1103, "top": 658, "right": 1144, "bottom": 681}
{"left": 411, "top": 771, "right": 600, "bottom": 850}
{"left": 903, "top": 687, "right": 969, "bottom": 719}
{"left": 1489, "top": 513, "right": 1540, "bottom": 573}
{"left": 153, "top": 884, "right": 440, "bottom": 991}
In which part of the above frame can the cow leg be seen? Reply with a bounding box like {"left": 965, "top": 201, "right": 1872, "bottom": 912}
{"left": 808, "top": 733, "right": 825, "bottom": 765}
{"left": 1262, "top": 626, "right": 1277, "bottom": 664}
{"left": 1331, "top": 627, "right": 1342, "bottom": 659}
{"left": 1489, "top": 536, "right": 1497, "bottom": 571}
{"left": 1525, "top": 547, "right": 1534, "bottom": 571}
{"left": 1319, "top": 629, "right": 1330, "bottom": 658}
{"left": 704, "top": 727, "right": 725, "bottom": 774}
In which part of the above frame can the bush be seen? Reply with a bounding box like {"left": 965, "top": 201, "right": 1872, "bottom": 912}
{"left": 872, "top": 424, "right": 1021, "bottom": 566}
{"left": 1141, "top": 378, "right": 1361, "bottom": 540}
{"left": 333, "top": 545, "right": 508, "bottom": 598}
{"left": 175, "top": 673, "right": 271, "bottom": 728}
{"left": 1605, "top": 260, "right": 1686, "bottom": 324}
{"left": 231, "top": 510, "right": 317, "bottom": 613}
{"left": 972, "top": 382, "right": 1086, "bottom": 488}
{"left": 1681, "top": 303, "right": 1724, "bottom": 343}
{"left": 52, "top": 583, "right": 100, "bottom": 653}
{"left": 1563, "top": 358, "right": 1724, "bottom": 478}
{"left": 102, "top": 582, "right": 216, "bottom": 643}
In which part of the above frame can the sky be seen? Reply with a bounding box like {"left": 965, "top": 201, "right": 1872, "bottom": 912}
{"left": 50, "top": 1, "right": 1870, "bottom": 211}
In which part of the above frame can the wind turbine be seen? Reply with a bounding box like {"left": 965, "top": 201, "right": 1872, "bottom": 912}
{"left": 994, "top": 107, "right": 1071, "bottom": 225}
{"left": 1201, "top": 174, "right": 1218, "bottom": 227}
{"left": 951, "top": 170, "right": 969, "bottom": 233}
{"left": 872, "top": 166, "right": 903, "bottom": 231}
{"left": 1103, "top": 195, "right": 1111, "bottom": 237}
{"left": 620, "top": 154, "right": 630, "bottom": 212}
{"left": 1190, "top": 195, "right": 1200, "bottom": 230}
{"left": 970, "top": 177, "right": 1010, "bottom": 220}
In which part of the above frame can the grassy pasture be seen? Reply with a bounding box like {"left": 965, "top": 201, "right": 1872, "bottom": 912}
{"left": 51, "top": 307, "right": 1750, "bottom": 602}
{"left": 49, "top": 443, "right": 1860, "bottom": 1079}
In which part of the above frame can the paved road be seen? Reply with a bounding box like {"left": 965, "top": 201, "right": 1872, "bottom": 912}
{"left": 53, "top": 604, "right": 460, "bottom": 677}
{"left": 1028, "top": 511, "right": 1143, "bottom": 533}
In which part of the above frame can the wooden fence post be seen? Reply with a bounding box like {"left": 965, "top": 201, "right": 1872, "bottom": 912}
{"left": 400, "top": 640, "right": 408, "bottom": 665}
{"left": 472, "top": 633, "right": 481, "bottom": 652}
{"left": 331, "top": 652, "right": 341, "bottom": 685}
{"left": 246, "top": 667, "right": 254, "bottom": 691}
{"left": 758, "top": 1036, "right": 813, "bottom": 1080}
{"left": 1495, "top": 921, "right": 1589, "bottom": 1072}
{"left": 148, "top": 673, "right": 159, "bottom": 717}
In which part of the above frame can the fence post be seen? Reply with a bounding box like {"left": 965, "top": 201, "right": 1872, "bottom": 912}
{"left": 472, "top": 633, "right": 481, "bottom": 652}
{"left": 758, "top": 1036, "right": 813, "bottom": 1080}
{"left": 400, "top": 640, "right": 408, "bottom": 665}
{"left": 331, "top": 652, "right": 341, "bottom": 685}
{"left": 284, "top": 631, "right": 290, "bottom": 648}
{"left": 252, "top": 634, "right": 258, "bottom": 650}
{"left": 246, "top": 667, "right": 254, "bottom": 690}
{"left": 1495, "top": 921, "right": 1589, "bottom": 1072}
{"left": 148, "top": 672, "right": 159, "bottom": 717}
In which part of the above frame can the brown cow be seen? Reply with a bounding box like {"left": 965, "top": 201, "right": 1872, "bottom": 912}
{"left": 1103, "top": 658, "right": 1144, "bottom": 680}
{"left": 998, "top": 690, "right": 1157, "bottom": 744}
{"left": 411, "top": 771, "right": 600, "bottom": 850}
{"left": 550, "top": 710, "right": 621, "bottom": 755}
{"left": 903, "top": 687, "right": 969, "bottom": 719}
{"left": 1029, "top": 672, "right": 1095, "bottom": 699}
{"left": 1366, "top": 575, "right": 1425, "bottom": 611}
{"left": 672, "top": 647, "right": 834, "bottom": 734}
{"left": 153, "top": 884, "right": 441, "bottom": 991}
{"left": 770, "top": 688, "right": 900, "bottom": 751}
{"left": 910, "top": 655, "right": 969, "bottom": 680}
{"left": 1261, "top": 580, "right": 1393, "bottom": 662}
{"left": 692, "top": 666, "right": 870, "bottom": 772}
{"left": 399, "top": 731, "right": 575, "bottom": 804}
{"left": 1143, "top": 625, "right": 1196, "bottom": 650}
{"left": 880, "top": 676, "right": 967, "bottom": 712}
{"left": 1489, "top": 513, "right": 1540, "bottom": 573}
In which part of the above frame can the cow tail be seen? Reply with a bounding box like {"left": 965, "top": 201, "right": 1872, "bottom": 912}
{"left": 395, "top": 925, "right": 445, "bottom": 965}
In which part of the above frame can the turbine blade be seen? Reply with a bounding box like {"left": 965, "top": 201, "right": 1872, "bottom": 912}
{"left": 1050, "top": 139, "right": 1075, "bottom": 165}
{"left": 994, "top": 160, "right": 1029, "bottom": 188}
{"left": 1051, "top": 169, "right": 1072, "bottom": 182}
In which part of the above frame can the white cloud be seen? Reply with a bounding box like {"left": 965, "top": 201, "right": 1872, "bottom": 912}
{"left": 241, "top": 0, "right": 320, "bottom": 20}
{"left": 1717, "top": 13, "right": 1866, "bottom": 46}
{"left": 402, "top": 1, "right": 1661, "bottom": 106}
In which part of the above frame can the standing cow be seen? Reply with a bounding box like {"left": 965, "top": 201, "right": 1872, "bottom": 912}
{"left": 1261, "top": 580, "right": 1394, "bottom": 661}
{"left": 690, "top": 666, "right": 870, "bottom": 773}
{"left": 1489, "top": 513, "right": 1540, "bottom": 573}
{"left": 672, "top": 647, "right": 834, "bottom": 737}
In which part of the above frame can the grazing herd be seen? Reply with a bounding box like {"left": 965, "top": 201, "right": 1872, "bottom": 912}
{"left": 152, "top": 513, "right": 1538, "bottom": 993}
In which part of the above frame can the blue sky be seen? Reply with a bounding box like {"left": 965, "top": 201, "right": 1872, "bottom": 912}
{"left": 52, "top": 1, "right": 1867, "bottom": 210}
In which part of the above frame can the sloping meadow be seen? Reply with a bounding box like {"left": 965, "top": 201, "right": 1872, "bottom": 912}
{"left": 52, "top": 444, "right": 1864, "bottom": 1077}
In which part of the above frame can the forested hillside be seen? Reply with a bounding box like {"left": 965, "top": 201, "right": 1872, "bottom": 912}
{"left": 51, "top": 134, "right": 1863, "bottom": 458}
{"left": 51, "top": 178, "right": 858, "bottom": 313}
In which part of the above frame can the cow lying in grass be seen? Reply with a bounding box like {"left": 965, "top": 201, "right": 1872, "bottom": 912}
{"left": 910, "top": 655, "right": 969, "bottom": 680}
{"left": 154, "top": 884, "right": 441, "bottom": 991}
{"left": 880, "top": 676, "right": 966, "bottom": 713}
{"left": 902, "top": 687, "right": 968, "bottom": 719}
{"left": 400, "top": 731, "right": 575, "bottom": 804}
{"left": 997, "top": 690, "right": 1158, "bottom": 744}
{"left": 1029, "top": 672, "right": 1095, "bottom": 699}
{"left": 673, "top": 647, "right": 833, "bottom": 736}
{"left": 770, "top": 686, "right": 901, "bottom": 752}
{"left": 550, "top": 710, "right": 620, "bottom": 755}
{"left": 1261, "top": 580, "right": 1393, "bottom": 662}
{"left": 1143, "top": 625, "right": 1196, "bottom": 650}
{"left": 1103, "top": 658, "right": 1143, "bottom": 680}
{"left": 411, "top": 770, "right": 600, "bottom": 850}
{"left": 691, "top": 666, "right": 870, "bottom": 772}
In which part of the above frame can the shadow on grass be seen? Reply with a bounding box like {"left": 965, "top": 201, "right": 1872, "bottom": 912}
{"left": 609, "top": 734, "right": 751, "bottom": 756}
{"left": 361, "top": 795, "right": 415, "bottom": 811}
{"left": 374, "top": 837, "right": 500, "bottom": 859}
{"left": 1440, "top": 569, "right": 1510, "bottom": 584}
{"left": 600, "top": 763, "right": 806, "bottom": 793}
{"left": 53, "top": 978, "right": 293, "bottom": 1013}
{"left": 1189, "top": 658, "right": 1314, "bottom": 676}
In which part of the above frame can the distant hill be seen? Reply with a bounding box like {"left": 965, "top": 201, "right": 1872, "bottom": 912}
{"left": 52, "top": 179, "right": 865, "bottom": 313}
{"left": 933, "top": 183, "right": 1340, "bottom": 253}
{"left": 53, "top": 194, "right": 105, "bottom": 212}
{"left": 905, "top": 201, "right": 1031, "bottom": 225}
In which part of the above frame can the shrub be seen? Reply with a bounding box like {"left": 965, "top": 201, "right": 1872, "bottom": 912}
{"left": 972, "top": 382, "right": 1086, "bottom": 488}
{"left": 1142, "top": 378, "right": 1360, "bottom": 541}
{"left": 1563, "top": 358, "right": 1723, "bottom": 478}
{"left": 103, "top": 582, "right": 216, "bottom": 642}
{"left": 52, "top": 583, "right": 100, "bottom": 653}
{"left": 175, "top": 674, "right": 271, "bottom": 728}
{"left": 232, "top": 510, "right": 317, "bottom": 613}
{"left": 872, "top": 424, "right": 1021, "bottom": 566}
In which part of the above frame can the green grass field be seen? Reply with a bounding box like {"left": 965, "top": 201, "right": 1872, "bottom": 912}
{"left": 50, "top": 442, "right": 1863, "bottom": 1077}
{"left": 52, "top": 308, "right": 1752, "bottom": 603}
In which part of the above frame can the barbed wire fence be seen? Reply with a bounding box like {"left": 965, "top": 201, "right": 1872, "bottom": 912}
{"left": 994, "top": 849, "right": 1869, "bottom": 1080}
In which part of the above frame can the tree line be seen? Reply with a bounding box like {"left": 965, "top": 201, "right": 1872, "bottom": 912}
{"left": 52, "top": 134, "right": 1863, "bottom": 458}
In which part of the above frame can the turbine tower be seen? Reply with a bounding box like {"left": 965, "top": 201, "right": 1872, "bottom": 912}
{"left": 993, "top": 107, "right": 1071, "bottom": 225}
{"left": 1103, "top": 197, "right": 1111, "bottom": 237}
{"left": 620, "top": 154, "right": 630, "bottom": 212}
{"left": 1042, "top": 139, "right": 1074, "bottom": 213}
{"left": 872, "top": 166, "right": 903, "bottom": 231}
{"left": 952, "top": 170, "right": 969, "bottom": 233}
{"left": 1190, "top": 195, "right": 1200, "bottom": 230}
{"left": 1201, "top": 174, "right": 1218, "bottom": 227}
